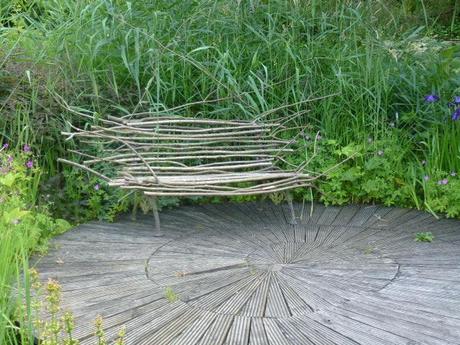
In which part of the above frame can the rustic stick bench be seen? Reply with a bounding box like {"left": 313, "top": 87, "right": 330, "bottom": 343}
{"left": 59, "top": 113, "right": 316, "bottom": 234}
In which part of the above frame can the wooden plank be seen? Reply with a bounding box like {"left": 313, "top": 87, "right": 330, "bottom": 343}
{"left": 317, "top": 206, "right": 341, "bottom": 225}
{"left": 137, "top": 308, "right": 201, "bottom": 345}
{"left": 198, "top": 314, "right": 234, "bottom": 345}
{"left": 225, "top": 316, "right": 251, "bottom": 345}
{"left": 170, "top": 311, "right": 217, "bottom": 345}
{"left": 263, "top": 318, "right": 291, "bottom": 345}
{"left": 241, "top": 273, "right": 271, "bottom": 317}
{"left": 215, "top": 273, "right": 265, "bottom": 315}
{"left": 265, "top": 273, "right": 291, "bottom": 318}
{"left": 249, "top": 318, "right": 269, "bottom": 345}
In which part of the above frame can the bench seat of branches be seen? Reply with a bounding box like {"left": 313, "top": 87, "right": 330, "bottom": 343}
{"left": 59, "top": 114, "right": 316, "bottom": 234}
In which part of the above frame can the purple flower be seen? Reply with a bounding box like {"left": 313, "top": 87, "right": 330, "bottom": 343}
{"left": 25, "top": 160, "right": 33, "bottom": 169}
{"left": 315, "top": 133, "right": 322, "bottom": 141}
{"left": 2, "top": 143, "right": 9, "bottom": 150}
{"left": 454, "top": 96, "right": 460, "bottom": 105}
{"left": 7, "top": 156, "right": 13, "bottom": 163}
{"left": 23, "top": 144, "right": 31, "bottom": 153}
{"left": 94, "top": 184, "right": 100, "bottom": 191}
{"left": 377, "top": 150, "right": 384, "bottom": 156}
{"left": 424, "top": 94, "right": 440, "bottom": 103}
{"left": 423, "top": 175, "right": 430, "bottom": 181}
{"left": 437, "top": 178, "right": 449, "bottom": 185}
{"left": 452, "top": 108, "right": 460, "bottom": 121}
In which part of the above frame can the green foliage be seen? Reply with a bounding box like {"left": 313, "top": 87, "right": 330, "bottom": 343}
{"left": 415, "top": 232, "right": 434, "bottom": 242}
{"left": 288, "top": 136, "right": 414, "bottom": 207}
{"left": 363, "top": 245, "right": 375, "bottom": 255}
{"left": 27, "top": 269, "right": 127, "bottom": 345}
{"left": 422, "top": 171, "right": 460, "bottom": 218}
{"left": 164, "top": 287, "right": 179, "bottom": 303}
{"left": 57, "top": 169, "right": 130, "bottom": 223}
{"left": 0, "top": 146, "right": 71, "bottom": 252}
{"left": 0, "top": 145, "right": 71, "bottom": 344}
{"left": 46, "top": 170, "right": 181, "bottom": 223}
{"left": 1, "top": 0, "right": 459, "bottom": 223}
{"left": 1, "top": 1, "right": 459, "bottom": 214}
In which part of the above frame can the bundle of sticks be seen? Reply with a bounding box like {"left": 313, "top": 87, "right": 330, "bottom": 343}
{"left": 59, "top": 114, "right": 316, "bottom": 196}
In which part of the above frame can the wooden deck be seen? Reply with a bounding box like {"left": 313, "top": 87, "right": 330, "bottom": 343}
{"left": 33, "top": 202, "right": 460, "bottom": 345}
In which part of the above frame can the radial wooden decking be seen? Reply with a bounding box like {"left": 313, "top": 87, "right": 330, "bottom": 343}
{"left": 33, "top": 202, "right": 460, "bottom": 345}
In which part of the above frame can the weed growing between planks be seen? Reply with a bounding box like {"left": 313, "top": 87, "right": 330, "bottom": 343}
{"left": 25, "top": 268, "right": 127, "bottom": 345}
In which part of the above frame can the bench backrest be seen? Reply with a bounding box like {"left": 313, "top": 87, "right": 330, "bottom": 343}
{"left": 60, "top": 114, "right": 313, "bottom": 196}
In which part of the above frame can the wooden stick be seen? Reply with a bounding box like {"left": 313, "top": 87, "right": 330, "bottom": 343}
{"left": 57, "top": 158, "right": 110, "bottom": 181}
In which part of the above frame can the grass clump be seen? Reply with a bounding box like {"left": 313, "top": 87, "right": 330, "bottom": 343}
{"left": 164, "top": 287, "right": 179, "bottom": 303}
{"left": 415, "top": 232, "right": 434, "bottom": 243}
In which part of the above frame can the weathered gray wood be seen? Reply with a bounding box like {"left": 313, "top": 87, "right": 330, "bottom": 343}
{"left": 249, "top": 318, "right": 269, "bottom": 345}
{"left": 225, "top": 316, "right": 251, "bottom": 345}
{"left": 198, "top": 314, "right": 234, "bottom": 345}
{"left": 59, "top": 116, "right": 315, "bottom": 199}
{"left": 170, "top": 311, "right": 216, "bottom": 345}
{"left": 32, "top": 202, "right": 460, "bottom": 345}
{"left": 263, "top": 318, "right": 291, "bottom": 345}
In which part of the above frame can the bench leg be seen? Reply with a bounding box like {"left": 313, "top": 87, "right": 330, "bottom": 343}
{"left": 285, "top": 192, "right": 297, "bottom": 225}
{"left": 152, "top": 196, "right": 163, "bottom": 236}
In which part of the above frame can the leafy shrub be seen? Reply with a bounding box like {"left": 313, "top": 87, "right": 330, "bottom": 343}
{"left": 55, "top": 169, "right": 130, "bottom": 223}
{"left": 288, "top": 136, "right": 414, "bottom": 207}
{"left": 423, "top": 170, "right": 460, "bottom": 218}
{"left": 0, "top": 143, "right": 71, "bottom": 344}
{"left": 44, "top": 168, "right": 180, "bottom": 223}
{"left": 0, "top": 143, "right": 71, "bottom": 253}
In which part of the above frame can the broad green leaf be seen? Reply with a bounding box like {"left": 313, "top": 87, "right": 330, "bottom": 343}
{"left": 0, "top": 173, "right": 17, "bottom": 187}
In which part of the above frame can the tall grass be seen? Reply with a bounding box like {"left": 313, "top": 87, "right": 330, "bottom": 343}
{"left": 0, "top": 231, "right": 34, "bottom": 345}
{"left": 2, "top": 1, "right": 458, "bottom": 158}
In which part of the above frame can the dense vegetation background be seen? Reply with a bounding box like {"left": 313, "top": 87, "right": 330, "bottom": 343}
{"left": 1, "top": 0, "right": 460, "bottom": 343}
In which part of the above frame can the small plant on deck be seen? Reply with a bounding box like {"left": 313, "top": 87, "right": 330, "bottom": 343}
{"left": 363, "top": 244, "right": 375, "bottom": 255}
{"left": 29, "top": 269, "right": 127, "bottom": 345}
{"left": 415, "top": 232, "right": 434, "bottom": 242}
{"left": 164, "top": 287, "right": 179, "bottom": 303}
